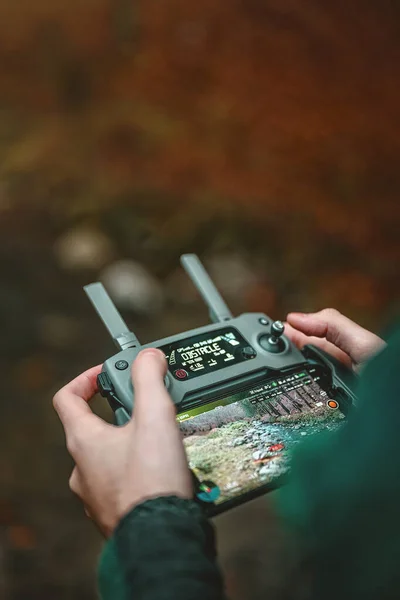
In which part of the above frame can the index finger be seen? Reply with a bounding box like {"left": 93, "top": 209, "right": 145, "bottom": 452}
{"left": 284, "top": 323, "right": 352, "bottom": 368}
{"left": 53, "top": 365, "right": 102, "bottom": 430}
{"left": 64, "top": 365, "right": 102, "bottom": 400}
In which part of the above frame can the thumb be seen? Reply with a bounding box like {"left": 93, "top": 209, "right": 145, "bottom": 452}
{"left": 287, "top": 309, "right": 384, "bottom": 365}
{"left": 131, "top": 349, "right": 176, "bottom": 424}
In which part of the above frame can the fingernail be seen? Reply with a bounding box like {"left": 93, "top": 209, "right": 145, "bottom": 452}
{"left": 138, "top": 348, "right": 166, "bottom": 364}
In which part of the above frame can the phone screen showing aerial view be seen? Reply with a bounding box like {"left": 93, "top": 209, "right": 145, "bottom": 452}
{"left": 178, "top": 366, "right": 346, "bottom": 507}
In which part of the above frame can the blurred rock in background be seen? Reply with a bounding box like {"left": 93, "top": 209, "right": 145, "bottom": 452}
{"left": 0, "top": 0, "right": 399, "bottom": 598}
{"left": 100, "top": 259, "right": 164, "bottom": 314}
{"left": 54, "top": 226, "right": 114, "bottom": 271}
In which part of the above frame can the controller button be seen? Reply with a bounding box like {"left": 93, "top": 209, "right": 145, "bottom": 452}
{"left": 259, "top": 317, "right": 269, "bottom": 326}
{"left": 175, "top": 369, "right": 188, "bottom": 379}
{"left": 327, "top": 400, "right": 339, "bottom": 410}
{"left": 97, "top": 372, "right": 114, "bottom": 397}
{"left": 115, "top": 360, "right": 129, "bottom": 370}
{"left": 241, "top": 346, "right": 256, "bottom": 359}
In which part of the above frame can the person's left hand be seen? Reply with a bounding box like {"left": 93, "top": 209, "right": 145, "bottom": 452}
{"left": 53, "top": 349, "right": 192, "bottom": 538}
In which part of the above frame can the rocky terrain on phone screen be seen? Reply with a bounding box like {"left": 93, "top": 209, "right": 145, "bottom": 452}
{"left": 181, "top": 383, "right": 345, "bottom": 502}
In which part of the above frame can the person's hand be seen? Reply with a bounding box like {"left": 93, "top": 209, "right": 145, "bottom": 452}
{"left": 285, "top": 308, "right": 386, "bottom": 371}
{"left": 53, "top": 349, "right": 192, "bottom": 538}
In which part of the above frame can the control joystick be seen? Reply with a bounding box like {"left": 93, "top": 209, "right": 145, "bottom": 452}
{"left": 271, "top": 320, "right": 285, "bottom": 339}
{"left": 259, "top": 320, "right": 285, "bottom": 354}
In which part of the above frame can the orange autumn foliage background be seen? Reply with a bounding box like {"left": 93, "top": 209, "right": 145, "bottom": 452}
{"left": 0, "top": 1, "right": 399, "bottom": 322}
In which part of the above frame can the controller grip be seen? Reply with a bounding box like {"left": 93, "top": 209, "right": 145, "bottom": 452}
{"left": 97, "top": 372, "right": 131, "bottom": 425}
{"left": 114, "top": 407, "right": 130, "bottom": 426}
{"left": 302, "top": 344, "right": 358, "bottom": 394}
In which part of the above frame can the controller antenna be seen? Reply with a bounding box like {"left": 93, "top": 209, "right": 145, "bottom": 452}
{"left": 84, "top": 283, "right": 140, "bottom": 351}
{"left": 180, "top": 254, "right": 233, "bottom": 323}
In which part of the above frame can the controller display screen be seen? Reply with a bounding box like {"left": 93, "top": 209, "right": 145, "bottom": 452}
{"left": 177, "top": 365, "right": 347, "bottom": 508}
{"left": 160, "top": 327, "right": 254, "bottom": 381}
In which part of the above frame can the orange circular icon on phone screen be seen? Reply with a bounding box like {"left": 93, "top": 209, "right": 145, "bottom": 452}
{"left": 327, "top": 400, "right": 339, "bottom": 409}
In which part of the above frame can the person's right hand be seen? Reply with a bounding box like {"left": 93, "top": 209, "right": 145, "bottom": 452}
{"left": 285, "top": 308, "right": 386, "bottom": 372}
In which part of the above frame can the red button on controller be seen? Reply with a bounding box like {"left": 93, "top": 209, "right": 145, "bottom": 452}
{"left": 175, "top": 369, "right": 188, "bottom": 379}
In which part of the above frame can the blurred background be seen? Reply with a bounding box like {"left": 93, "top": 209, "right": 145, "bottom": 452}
{"left": 0, "top": 1, "right": 399, "bottom": 598}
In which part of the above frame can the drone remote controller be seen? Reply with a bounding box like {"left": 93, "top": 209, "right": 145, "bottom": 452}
{"left": 85, "top": 254, "right": 357, "bottom": 513}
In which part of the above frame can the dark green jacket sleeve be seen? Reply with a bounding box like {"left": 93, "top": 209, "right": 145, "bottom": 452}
{"left": 278, "top": 326, "right": 400, "bottom": 600}
{"left": 98, "top": 496, "right": 226, "bottom": 600}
